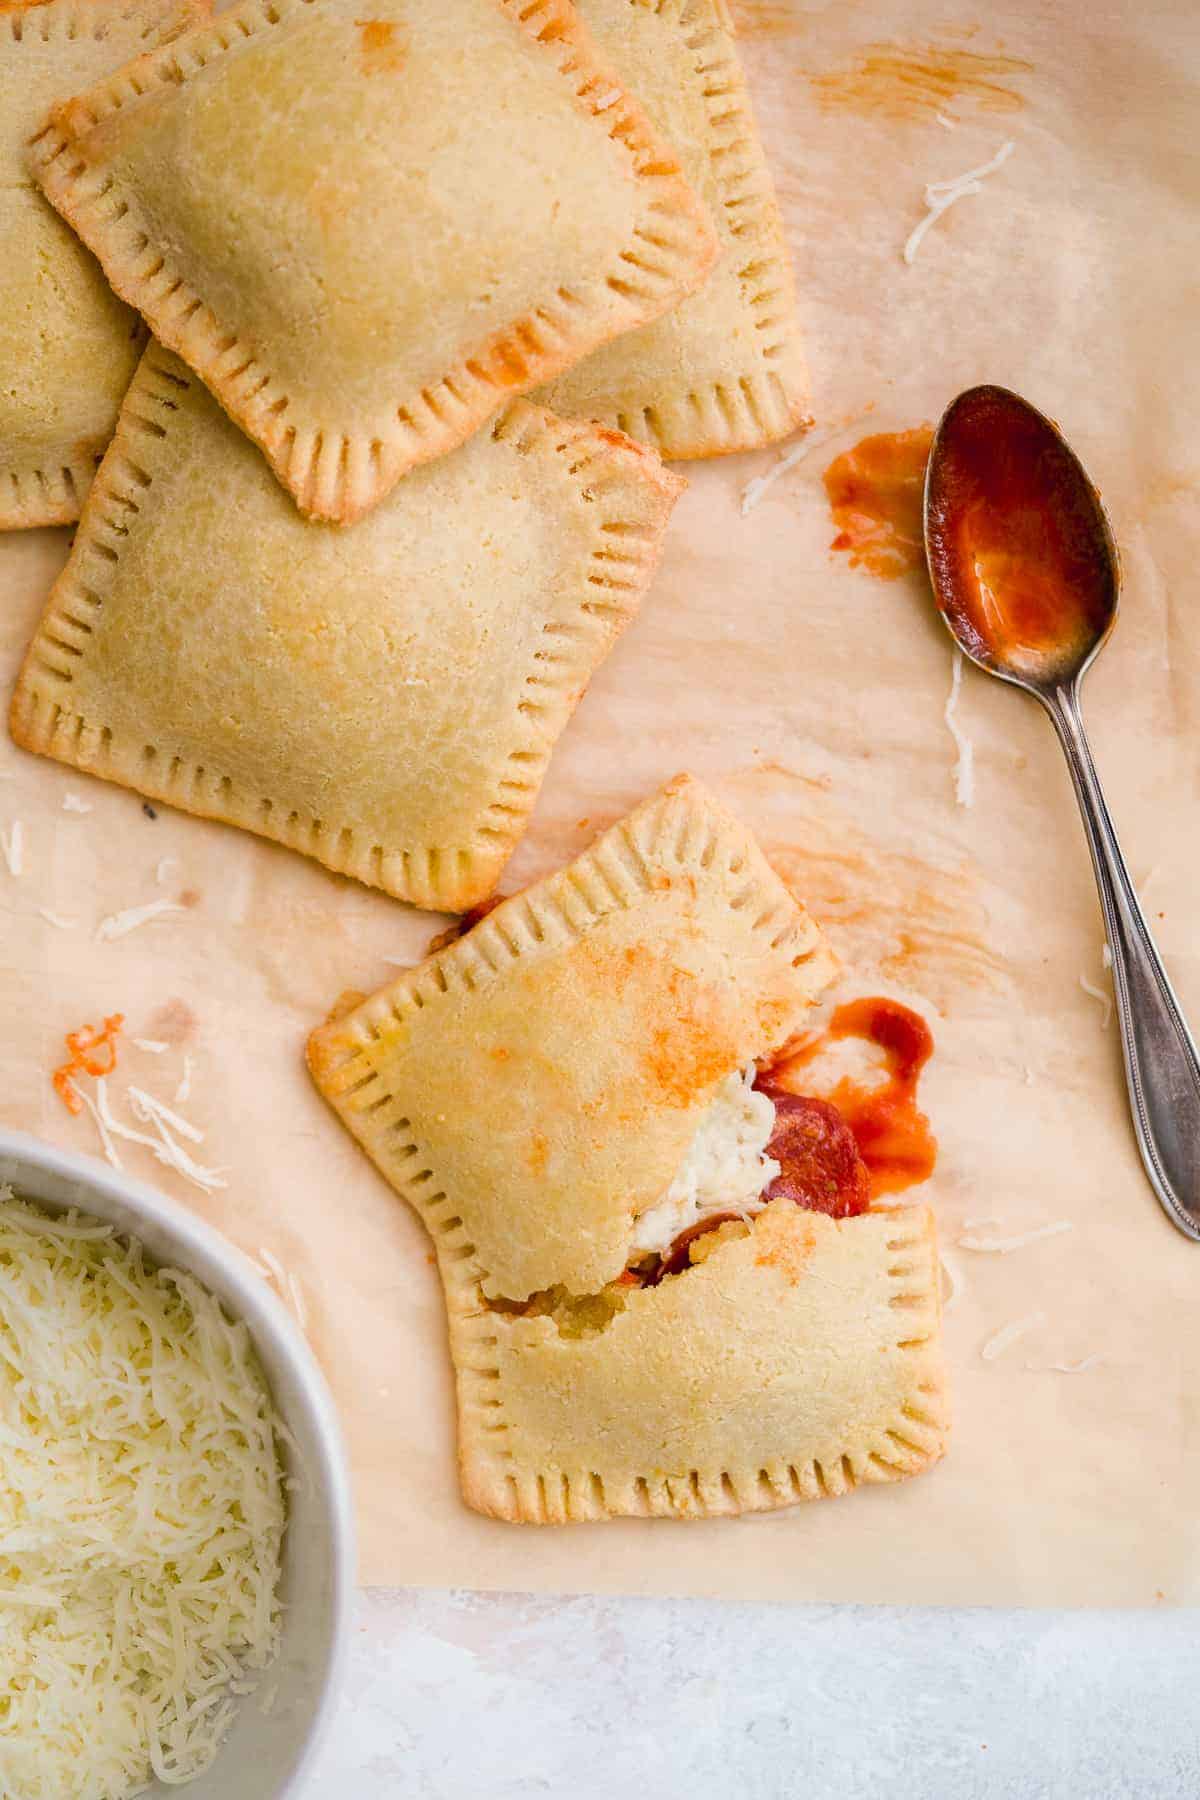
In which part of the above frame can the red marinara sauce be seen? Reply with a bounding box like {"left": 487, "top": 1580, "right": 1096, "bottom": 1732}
{"left": 823, "top": 427, "right": 933, "bottom": 580}
{"left": 764, "top": 997, "right": 937, "bottom": 1198}
{"left": 634, "top": 998, "right": 936, "bottom": 1281}
{"left": 924, "top": 386, "right": 1115, "bottom": 670}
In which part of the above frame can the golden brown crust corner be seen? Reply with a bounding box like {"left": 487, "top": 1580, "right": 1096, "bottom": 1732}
{"left": 11, "top": 347, "right": 680, "bottom": 906}
{"left": 535, "top": 0, "right": 809, "bottom": 459}
{"left": 30, "top": 0, "right": 717, "bottom": 521}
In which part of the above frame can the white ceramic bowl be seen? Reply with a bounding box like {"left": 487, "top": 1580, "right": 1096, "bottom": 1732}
{"left": 0, "top": 1130, "right": 355, "bottom": 1800}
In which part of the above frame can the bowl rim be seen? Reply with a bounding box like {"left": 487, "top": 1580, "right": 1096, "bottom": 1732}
{"left": 0, "top": 1127, "right": 357, "bottom": 1799}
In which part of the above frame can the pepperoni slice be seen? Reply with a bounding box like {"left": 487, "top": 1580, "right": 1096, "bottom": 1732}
{"left": 647, "top": 1211, "right": 747, "bottom": 1284}
{"left": 756, "top": 1086, "right": 871, "bottom": 1219}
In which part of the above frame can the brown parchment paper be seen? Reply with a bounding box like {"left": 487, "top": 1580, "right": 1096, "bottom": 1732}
{"left": 2, "top": 0, "right": 1198, "bottom": 1606}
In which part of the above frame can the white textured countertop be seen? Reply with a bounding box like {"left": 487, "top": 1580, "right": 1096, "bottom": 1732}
{"left": 308, "top": 1590, "right": 1200, "bottom": 1797}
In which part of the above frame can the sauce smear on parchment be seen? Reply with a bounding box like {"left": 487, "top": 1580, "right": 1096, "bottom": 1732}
{"left": 823, "top": 427, "right": 933, "bottom": 579}
{"left": 764, "top": 996, "right": 937, "bottom": 1197}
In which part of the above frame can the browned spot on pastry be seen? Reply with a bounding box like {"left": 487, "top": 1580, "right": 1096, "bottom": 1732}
{"left": 145, "top": 997, "right": 194, "bottom": 1045}
{"left": 179, "top": 887, "right": 201, "bottom": 908}
{"left": 528, "top": 1131, "right": 549, "bottom": 1176}
{"left": 753, "top": 1207, "right": 818, "bottom": 1282}
{"left": 645, "top": 965, "right": 739, "bottom": 1108}
{"left": 810, "top": 42, "right": 1031, "bottom": 122}
{"left": 356, "top": 18, "right": 406, "bottom": 74}
{"left": 755, "top": 994, "right": 798, "bottom": 1046}
{"left": 326, "top": 988, "right": 368, "bottom": 1025}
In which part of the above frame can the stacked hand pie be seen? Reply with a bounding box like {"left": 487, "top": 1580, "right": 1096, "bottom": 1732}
{"left": 3, "top": 0, "right": 946, "bottom": 1525}
{"left": 6, "top": 0, "right": 811, "bottom": 897}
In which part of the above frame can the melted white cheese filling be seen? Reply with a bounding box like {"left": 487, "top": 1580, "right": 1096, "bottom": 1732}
{"left": 630, "top": 1067, "right": 778, "bottom": 1257}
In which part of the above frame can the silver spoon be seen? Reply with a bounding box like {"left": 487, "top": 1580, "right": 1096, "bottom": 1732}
{"left": 924, "top": 383, "right": 1200, "bottom": 1241}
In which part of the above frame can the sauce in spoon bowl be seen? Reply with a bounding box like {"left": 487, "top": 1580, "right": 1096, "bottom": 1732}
{"left": 924, "top": 384, "right": 1118, "bottom": 682}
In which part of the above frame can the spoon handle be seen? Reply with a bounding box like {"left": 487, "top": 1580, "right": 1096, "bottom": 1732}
{"left": 1042, "top": 682, "right": 1200, "bottom": 1241}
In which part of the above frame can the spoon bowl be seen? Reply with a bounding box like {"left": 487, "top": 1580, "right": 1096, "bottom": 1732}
{"left": 925, "top": 384, "right": 1200, "bottom": 1243}
{"left": 924, "top": 384, "right": 1119, "bottom": 692}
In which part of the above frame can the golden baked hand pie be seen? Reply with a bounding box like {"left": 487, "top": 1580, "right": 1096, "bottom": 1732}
{"left": 0, "top": 0, "right": 206, "bottom": 530}
{"left": 308, "top": 777, "right": 947, "bottom": 1523}
{"left": 9, "top": 346, "right": 682, "bottom": 910}
{"left": 535, "top": 0, "right": 809, "bottom": 458}
{"left": 30, "top": 0, "right": 719, "bottom": 523}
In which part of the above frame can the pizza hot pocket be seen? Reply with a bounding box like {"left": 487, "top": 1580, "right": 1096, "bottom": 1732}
{"left": 308, "top": 776, "right": 948, "bottom": 1522}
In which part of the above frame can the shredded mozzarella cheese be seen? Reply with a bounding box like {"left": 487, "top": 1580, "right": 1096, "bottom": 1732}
{"left": 940, "top": 1248, "right": 966, "bottom": 1313}
{"left": 981, "top": 1309, "right": 1045, "bottom": 1362}
{"left": 903, "top": 139, "right": 1015, "bottom": 265}
{"left": 72, "top": 1076, "right": 227, "bottom": 1197}
{"left": 1, "top": 820, "right": 24, "bottom": 877}
{"left": 37, "top": 910, "right": 76, "bottom": 931}
{"left": 287, "top": 1273, "right": 309, "bottom": 1333}
{"left": 96, "top": 899, "right": 185, "bottom": 942}
{"left": 944, "top": 647, "right": 976, "bottom": 806}
{"left": 958, "top": 1220, "right": 1073, "bottom": 1253}
{"left": 630, "top": 1067, "right": 778, "bottom": 1255}
{"left": 1079, "top": 972, "right": 1112, "bottom": 1029}
{"left": 61, "top": 793, "right": 93, "bottom": 814}
{"left": 740, "top": 433, "right": 818, "bottom": 516}
{"left": 0, "top": 1191, "right": 284, "bottom": 1799}
{"left": 175, "top": 1054, "right": 195, "bottom": 1106}
{"left": 131, "top": 1038, "right": 169, "bottom": 1054}
{"left": 258, "top": 1247, "right": 287, "bottom": 1289}
{"left": 1026, "top": 1354, "right": 1109, "bottom": 1374}
{"left": 740, "top": 412, "right": 871, "bottom": 516}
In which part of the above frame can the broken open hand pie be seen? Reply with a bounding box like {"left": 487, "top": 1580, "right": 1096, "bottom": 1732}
{"left": 10, "top": 345, "right": 682, "bottom": 909}
{"left": 308, "top": 777, "right": 947, "bottom": 1523}
{"left": 0, "top": 0, "right": 206, "bottom": 529}
{"left": 31, "top": 0, "right": 718, "bottom": 521}
{"left": 536, "top": 0, "right": 809, "bottom": 458}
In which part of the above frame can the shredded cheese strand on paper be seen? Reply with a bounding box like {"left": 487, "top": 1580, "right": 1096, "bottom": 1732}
{"left": 939, "top": 1249, "right": 966, "bottom": 1313}
{"left": 96, "top": 899, "right": 186, "bottom": 942}
{"left": 1079, "top": 972, "right": 1113, "bottom": 1029}
{"left": 1026, "top": 1354, "right": 1110, "bottom": 1374}
{"left": 128, "top": 1086, "right": 205, "bottom": 1146}
{"left": 287, "top": 1273, "right": 308, "bottom": 1333}
{"left": 943, "top": 646, "right": 976, "bottom": 806}
{"left": 739, "top": 411, "right": 873, "bottom": 516}
{"left": 1, "top": 820, "right": 24, "bottom": 877}
{"left": 904, "top": 139, "right": 1015, "bottom": 265}
{"left": 981, "top": 1309, "right": 1045, "bottom": 1362}
{"left": 958, "top": 1221, "right": 1074, "bottom": 1253}
{"left": 70, "top": 1069, "right": 227, "bottom": 1198}
{"left": 175, "top": 1055, "right": 195, "bottom": 1106}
